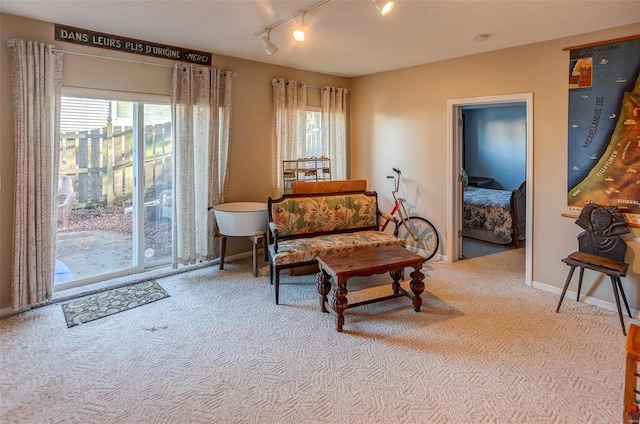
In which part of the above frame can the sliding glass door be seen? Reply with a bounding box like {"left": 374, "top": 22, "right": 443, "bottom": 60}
{"left": 55, "top": 97, "right": 172, "bottom": 288}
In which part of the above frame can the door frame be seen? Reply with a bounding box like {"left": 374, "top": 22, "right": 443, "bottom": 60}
{"left": 446, "top": 93, "right": 533, "bottom": 286}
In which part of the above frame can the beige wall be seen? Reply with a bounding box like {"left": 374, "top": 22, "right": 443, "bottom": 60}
{"left": 350, "top": 23, "right": 640, "bottom": 309}
{"left": 2, "top": 11, "right": 640, "bottom": 315}
{"left": 0, "top": 13, "right": 348, "bottom": 311}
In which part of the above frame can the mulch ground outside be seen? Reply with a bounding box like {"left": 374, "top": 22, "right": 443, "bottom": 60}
{"left": 56, "top": 203, "right": 171, "bottom": 282}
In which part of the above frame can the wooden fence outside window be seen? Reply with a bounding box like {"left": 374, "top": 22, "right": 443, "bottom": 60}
{"left": 59, "top": 117, "right": 172, "bottom": 207}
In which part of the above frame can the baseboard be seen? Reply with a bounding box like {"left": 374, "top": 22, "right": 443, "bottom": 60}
{"left": 0, "top": 305, "right": 29, "bottom": 319}
{"left": 433, "top": 253, "right": 446, "bottom": 262}
{"left": 532, "top": 279, "right": 639, "bottom": 317}
{"left": 224, "top": 249, "right": 261, "bottom": 263}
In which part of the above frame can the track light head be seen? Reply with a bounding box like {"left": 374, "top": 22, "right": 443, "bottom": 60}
{"left": 261, "top": 30, "right": 279, "bottom": 56}
{"left": 292, "top": 13, "right": 307, "bottom": 42}
{"left": 292, "top": 29, "right": 306, "bottom": 42}
{"left": 373, "top": 0, "right": 394, "bottom": 16}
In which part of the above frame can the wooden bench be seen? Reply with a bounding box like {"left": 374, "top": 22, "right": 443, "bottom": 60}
{"left": 267, "top": 190, "right": 404, "bottom": 304}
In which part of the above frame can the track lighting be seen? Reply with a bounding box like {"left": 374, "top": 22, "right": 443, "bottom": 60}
{"left": 373, "top": 0, "right": 395, "bottom": 16}
{"left": 292, "top": 13, "right": 307, "bottom": 43}
{"left": 256, "top": 0, "right": 396, "bottom": 56}
{"left": 254, "top": 0, "right": 329, "bottom": 54}
{"left": 261, "top": 29, "right": 279, "bottom": 56}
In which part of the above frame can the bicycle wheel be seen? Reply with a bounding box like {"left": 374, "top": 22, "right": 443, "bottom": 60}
{"left": 394, "top": 217, "right": 439, "bottom": 261}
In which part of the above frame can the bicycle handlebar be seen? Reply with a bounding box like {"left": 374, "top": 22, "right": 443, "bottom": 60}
{"left": 391, "top": 167, "right": 401, "bottom": 197}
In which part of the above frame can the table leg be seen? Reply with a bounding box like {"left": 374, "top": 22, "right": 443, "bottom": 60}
{"left": 219, "top": 236, "right": 227, "bottom": 270}
{"left": 249, "top": 233, "right": 265, "bottom": 277}
{"left": 252, "top": 236, "right": 259, "bottom": 277}
{"left": 316, "top": 270, "right": 331, "bottom": 313}
{"left": 389, "top": 269, "right": 403, "bottom": 294}
{"left": 409, "top": 270, "right": 425, "bottom": 312}
{"left": 331, "top": 282, "right": 348, "bottom": 332}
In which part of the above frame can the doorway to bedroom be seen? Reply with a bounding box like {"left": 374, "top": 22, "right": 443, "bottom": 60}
{"left": 447, "top": 93, "right": 533, "bottom": 286}
{"left": 461, "top": 102, "right": 526, "bottom": 258}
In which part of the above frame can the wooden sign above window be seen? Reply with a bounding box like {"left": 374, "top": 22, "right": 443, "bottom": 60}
{"left": 55, "top": 24, "right": 212, "bottom": 66}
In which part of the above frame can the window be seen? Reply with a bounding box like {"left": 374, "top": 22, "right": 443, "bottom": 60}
{"left": 306, "top": 109, "right": 322, "bottom": 157}
{"left": 116, "top": 100, "right": 133, "bottom": 120}
{"left": 60, "top": 97, "right": 110, "bottom": 133}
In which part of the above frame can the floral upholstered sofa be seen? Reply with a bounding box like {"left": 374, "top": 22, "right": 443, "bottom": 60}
{"left": 267, "top": 191, "right": 404, "bottom": 304}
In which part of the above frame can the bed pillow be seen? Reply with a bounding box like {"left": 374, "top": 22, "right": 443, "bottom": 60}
{"left": 461, "top": 168, "right": 469, "bottom": 187}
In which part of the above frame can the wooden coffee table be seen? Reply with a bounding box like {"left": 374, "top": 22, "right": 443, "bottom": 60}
{"left": 316, "top": 245, "right": 426, "bottom": 332}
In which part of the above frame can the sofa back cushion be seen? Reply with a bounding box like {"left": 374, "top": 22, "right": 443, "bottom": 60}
{"left": 268, "top": 191, "right": 379, "bottom": 237}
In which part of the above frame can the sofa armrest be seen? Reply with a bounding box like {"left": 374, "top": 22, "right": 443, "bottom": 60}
{"left": 268, "top": 222, "right": 280, "bottom": 251}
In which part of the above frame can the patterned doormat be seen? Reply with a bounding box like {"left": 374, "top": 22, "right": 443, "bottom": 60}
{"left": 61, "top": 280, "right": 169, "bottom": 328}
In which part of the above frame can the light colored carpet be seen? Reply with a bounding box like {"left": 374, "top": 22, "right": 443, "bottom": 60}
{"left": 0, "top": 249, "right": 632, "bottom": 423}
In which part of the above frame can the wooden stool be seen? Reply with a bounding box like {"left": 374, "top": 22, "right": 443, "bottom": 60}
{"left": 624, "top": 323, "right": 640, "bottom": 422}
{"left": 218, "top": 231, "right": 267, "bottom": 277}
{"left": 557, "top": 203, "right": 632, "bottom": 336}
{"left": 556, "top": 251, "right": 631, "bottom": 335}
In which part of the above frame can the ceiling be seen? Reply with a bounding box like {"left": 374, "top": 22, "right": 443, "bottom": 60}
{"left": 1, "top": 0, "right": 639, "bottom": 78}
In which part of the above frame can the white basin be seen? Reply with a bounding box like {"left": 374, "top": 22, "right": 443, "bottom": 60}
{"left": 212, "top": 202, "right": 268, "bottom": 236}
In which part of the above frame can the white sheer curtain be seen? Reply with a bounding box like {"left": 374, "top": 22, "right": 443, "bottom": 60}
{"left": 321, "top": 86, "right": 348, "bottom": 181}
{"left": 272, "top": 78, "right": 307, "bottom": 197}
{"left": 7, "top": 39, "right": 63, "bottom": 309}
{"left": 170, "top": 65, "right": 233, "bottom": 266}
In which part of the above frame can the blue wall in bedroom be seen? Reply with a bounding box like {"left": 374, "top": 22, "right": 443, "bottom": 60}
{"left": 463, "top": 104, "right": 526, "bottom": 191}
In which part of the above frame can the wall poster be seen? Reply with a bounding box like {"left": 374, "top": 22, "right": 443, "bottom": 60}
{"left": 567, "top": 36, "right": 640, "bottom": 225}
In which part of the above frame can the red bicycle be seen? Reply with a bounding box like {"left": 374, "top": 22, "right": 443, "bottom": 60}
{"left": 380, "top": 167, "right": 439, "bottom": 261}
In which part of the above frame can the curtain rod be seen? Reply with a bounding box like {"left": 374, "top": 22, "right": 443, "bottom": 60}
{"left": 51, "top": 48, "right": 237, "bottom": 76}
{"left": 283, "top": 81, "right": 334, "bottom": 90}
{"left": 305, "top": 84, "right": 350, "bottom": 92}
